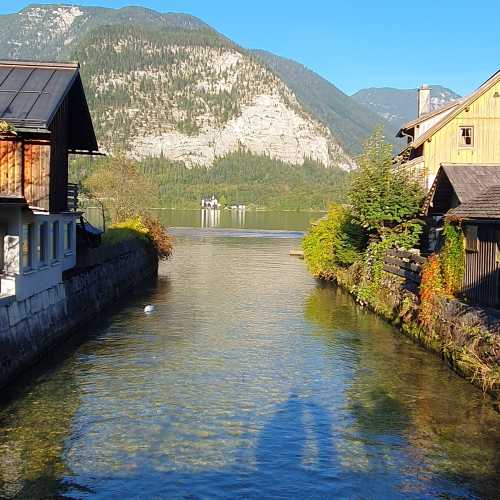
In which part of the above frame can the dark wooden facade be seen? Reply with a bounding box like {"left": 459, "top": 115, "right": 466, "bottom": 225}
{"left": 0, "top": 60, "right": 98, "bottom": 213}
{"left": 462, "top": 222, "right": 500, "bottom": 307}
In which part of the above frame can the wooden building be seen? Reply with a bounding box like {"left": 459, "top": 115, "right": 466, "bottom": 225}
{"left": 0, "top": 60, "right": 98, "bottom": 300}
{"left": 447, "top": 186, "right": 500, "bottom": 308}
{"left": 395, "top": 70, "right": 500, "bottom": 190}
{"left": 423, "top": 164, "right": 500, "bottom": 217}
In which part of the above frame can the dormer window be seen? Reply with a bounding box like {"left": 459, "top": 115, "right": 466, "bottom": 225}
{"left": 459, "top": 126, "right": 474, "bottom": 147}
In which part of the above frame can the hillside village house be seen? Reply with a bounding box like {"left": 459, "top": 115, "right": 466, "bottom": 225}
{"left": 423, "top": 164, "right": 500, "bottom": 307}
{"left": 0, "top": 60, "right": 98, "bottom": 301}
{"left": 395, "top": 70, "right": 500, "bottom": 190}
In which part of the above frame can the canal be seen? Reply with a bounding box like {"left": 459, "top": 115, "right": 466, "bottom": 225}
{"left": 0, "top": 212, "right": 499, "bottom": 499}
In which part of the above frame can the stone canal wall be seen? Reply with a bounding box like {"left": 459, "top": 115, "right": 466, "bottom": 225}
{"left": 0, "top": 239, "right": 158, "bottom": 389}
{"left": 330, "top": 266, "right": 500, "bottom": 399}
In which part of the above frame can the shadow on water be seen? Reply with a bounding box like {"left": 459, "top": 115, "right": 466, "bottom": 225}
{"left": 9, "top": 393, "right": 491, "bottom": 499}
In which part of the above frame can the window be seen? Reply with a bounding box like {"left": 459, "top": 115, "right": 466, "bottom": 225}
{"left": 38, "top": 223, "right": 48, "bottom": 266}
{"left": 496, "top": 228, "right": 500, "bottom": 263}
{"left": 459, "top": 126, "right": 474, "bottom": 147}
{"left": 52, "top": 221, "right": 60, "bottom": 260}
{"left": 464, "top": 225, "right": 478, "bottom": 252}
{"left": 64, "top": 222, "right": 73, "bottom": 252}
{"left": 22, "top": 223, "right": 34, "bottom": 270}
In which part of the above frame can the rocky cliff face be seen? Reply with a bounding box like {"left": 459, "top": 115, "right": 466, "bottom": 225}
{"left": 0, "top": 5, "right": 354, "bottom": 169}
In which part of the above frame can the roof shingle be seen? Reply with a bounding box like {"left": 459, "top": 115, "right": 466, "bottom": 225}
{"left": 442, "top": 164, "right": 500, "bottom": 204}
{"left": 448, "top": 185, "right": 500, "bottom": 220}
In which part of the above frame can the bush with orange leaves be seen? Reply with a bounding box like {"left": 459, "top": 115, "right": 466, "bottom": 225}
{"left": 418, "top": 254, "right": 446, "bottom": 328}
{"left": 143, "top": 215, "right": 173, "bottom": 260}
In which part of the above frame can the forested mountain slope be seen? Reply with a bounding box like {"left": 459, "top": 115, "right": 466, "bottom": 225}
{"left": 252, "top": 50, "right": 400, "bottom": 154}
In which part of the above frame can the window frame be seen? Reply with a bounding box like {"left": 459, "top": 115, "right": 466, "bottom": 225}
{"left": 459, "top": 126, "right": 474, "bottom": 148}
{"left": 52, "top": 220, "right": 60, "bottom": 261}
{"left": 22, "top": 223, "right": 34, "bottom": 271}
{"left": 64, "top": 221, "right": 73, "bottom": 253}
{"left": 38, "top": 222, "right": 48, "bottom": 267}
{"left": 464, "top": 224, "right": 478, "bottom": 253}
{"left": 496, "top": 227, "right": 500, "bottom": 263}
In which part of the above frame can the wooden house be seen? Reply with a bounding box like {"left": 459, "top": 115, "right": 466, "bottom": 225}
{"left": 447, "top": 186, "right": 500, "bottom": 308}
{"left": 0, "top": 60, "right": 98, "bottom": 300}
{"left": 396, "top": 70, "right": 500, "bottom": 190}
{"left": 423, "top": 164, "right": 500, "bottom": 217}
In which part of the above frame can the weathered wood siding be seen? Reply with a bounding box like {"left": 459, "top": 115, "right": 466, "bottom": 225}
{"left": 49, "top": 96, "right": 69, "bottom": 213}
{"left": 0, "top": 138, "right": 51, "bottom": 210}
{"left": 463, "top": 224, "right": 500, "bottom": 307}
{"left": 0, "top": 139, "right": 22, "bottom": 196}
{"left": 23, "top": 141, "right": 51, "bottom": 210}
{"left": 424, "top": 80, "right": 500, "bottom": 177}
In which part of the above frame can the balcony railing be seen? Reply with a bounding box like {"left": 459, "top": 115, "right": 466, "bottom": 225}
{"left": 67, "top": 183, "right": 79, "bottom": 211}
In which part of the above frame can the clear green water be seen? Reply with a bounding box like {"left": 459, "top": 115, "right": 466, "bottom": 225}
{"left": 0, "top": 214, "right": 499, "bottom": 499}
{"left": 85, "top": 207, "right": 325, "bottom": 232}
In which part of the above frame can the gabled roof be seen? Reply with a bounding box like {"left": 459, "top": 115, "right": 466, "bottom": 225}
{"left": 0, "top": 60, "right": 98, "bottom": 152}
{"left": 423, "top": 164, "right": 500, "bottom": 215}
{"left": 397, "top": 99, "right": 462, "bottom": 137}
{"left": 448, "top": 185, "right": 500, "bottom": 220}
{"left": 408, "top": 70, "right": 500, "bottom": 149}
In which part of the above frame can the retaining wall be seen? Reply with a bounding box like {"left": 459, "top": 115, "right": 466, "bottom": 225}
{"left": 0, "top": 239, "right": 158, "bottom": 389}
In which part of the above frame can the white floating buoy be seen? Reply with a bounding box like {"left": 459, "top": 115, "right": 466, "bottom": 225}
{"left": 144, "top": 305, "right": 155, "bottom": 313}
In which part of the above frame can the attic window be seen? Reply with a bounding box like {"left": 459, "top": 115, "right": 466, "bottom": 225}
{"left": 459, "top": 126, "right": 474, "bottom": 147}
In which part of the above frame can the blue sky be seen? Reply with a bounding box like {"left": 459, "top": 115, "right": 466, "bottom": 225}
{"left": 2, "top": 1, "right": 499, "bottom": 96}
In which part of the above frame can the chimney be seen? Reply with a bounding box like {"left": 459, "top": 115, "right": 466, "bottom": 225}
{"left": 418, "top": 84, "right": 431, "bottom": 117}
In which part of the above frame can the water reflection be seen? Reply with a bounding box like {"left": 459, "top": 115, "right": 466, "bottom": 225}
{"left": 201, "top": 208, "right": 221, "bottom": 228}
{"left": 307, "top": 284, "right": 500, "bottom": 497}
{"left": 0, "top": 234, "right": 498, "bottom": 499}
{"left": 157, "top": 208, "right": 323, "bottom": 231}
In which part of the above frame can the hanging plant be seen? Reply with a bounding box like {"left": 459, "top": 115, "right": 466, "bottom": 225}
{"left": 0, "top": 120, "right": 16, "bottom": 134}
{"left": 440, "top": 220, "right": 465, "bottom": 296}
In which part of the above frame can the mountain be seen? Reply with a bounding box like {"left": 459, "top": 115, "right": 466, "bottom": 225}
{"left": 251, "top": 50, "right": 400, "bottom": 155}
{"left": 0, "top": 4, "right": 353, "bottom": 170}
{"left": 0, "top": 4, "right": 212, "bottom": 60}
{"left": 351, "top": 86, "right": 461, "bottom": 133}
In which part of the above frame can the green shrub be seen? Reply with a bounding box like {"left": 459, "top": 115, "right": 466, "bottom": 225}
{"left": 302, "top": 204, "right": 366, "bottom": 277}
{"left": 348, "top": 128, "right": 423, "bottom": 234}
{"left": 103, "top": 216, "right": 173, "bottom": 260}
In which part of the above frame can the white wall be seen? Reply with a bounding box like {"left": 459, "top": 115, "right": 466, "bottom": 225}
{"left": 1, "top": 206, "right": 79, "bottom": 301}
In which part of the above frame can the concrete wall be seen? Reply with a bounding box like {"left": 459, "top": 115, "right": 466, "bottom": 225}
{"left": 0, "top": 238, "right": 158, "bottom": 389}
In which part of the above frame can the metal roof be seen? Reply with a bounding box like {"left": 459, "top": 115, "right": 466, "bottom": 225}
{"left": 0, "top": 60, "right": 78, "bottom": 129}
{"left": 0, "top": 60, "right": 98, "bottom": 152}
{"left": 448, "top": 185, "right": 500, "bottom": 220}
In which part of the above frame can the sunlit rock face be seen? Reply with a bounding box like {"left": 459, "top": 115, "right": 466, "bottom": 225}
{"left": 131, "top": 93, "right": 347, "bottom": 168}
{"left": 87, "top": 42, "right": 353, "bottom": 169}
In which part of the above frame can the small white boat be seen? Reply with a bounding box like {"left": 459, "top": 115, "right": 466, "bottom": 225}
{"left": 144, "top": 305, "right": 155, "bottom": 313}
